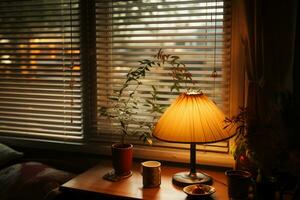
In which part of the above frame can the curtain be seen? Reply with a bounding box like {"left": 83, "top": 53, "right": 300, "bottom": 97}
{"left": 234, "top": 0, "right": 297, "bottom": 170}
{"left": 242, "top": 0, "right": 294, "bottom": 118}
{"left": 234, "top": 0, "right": 297, "bottom": 125}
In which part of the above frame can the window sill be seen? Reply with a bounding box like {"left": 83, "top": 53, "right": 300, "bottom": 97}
{"left": 0, "top": 137, "right": 234, "bottom": 168}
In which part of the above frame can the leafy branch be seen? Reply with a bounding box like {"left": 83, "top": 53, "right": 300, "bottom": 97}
{"left": 99, "top": 49, "right": 194, "bottom": 144}
{"left": 224, "top": 107, "right": 249, "bottom": 160}
{"left": 120, "top": 49, "right": 194, "bottom": 94}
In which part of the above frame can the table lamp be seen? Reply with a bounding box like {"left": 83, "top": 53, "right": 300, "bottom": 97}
{"left": 153, "top": 91, "right": 236, "bottom": 186}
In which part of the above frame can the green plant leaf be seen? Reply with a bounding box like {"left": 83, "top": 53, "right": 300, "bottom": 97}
{"left": 98, "top": 48, "right": 195, "bottom": 145}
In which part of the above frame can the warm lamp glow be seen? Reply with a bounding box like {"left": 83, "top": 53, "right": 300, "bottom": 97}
{"left": 153, "top": 92, "right": 235, "bottom": 143}
{"left": 153, "top": 91, "right": 236, "bottom": 186}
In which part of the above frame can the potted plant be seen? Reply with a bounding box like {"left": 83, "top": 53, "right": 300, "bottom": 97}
{"left": 225, "top": 93, "right": 291, "bottom": 172}
{"left": 100, "top": 49, "right": 193, "bottom": 178}
{"left": 224, "top": 107, "right": 249, "bottom": 167}
{"left": 224, "top": 92, "right": 295, "bottom": 199}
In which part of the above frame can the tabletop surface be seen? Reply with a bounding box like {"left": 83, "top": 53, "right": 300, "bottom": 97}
{"left": 61, "top": 160, "right": 229, "bottom": 200}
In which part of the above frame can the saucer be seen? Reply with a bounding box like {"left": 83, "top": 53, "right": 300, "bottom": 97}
{"left": 183, "top": 184, "right": 216, "bottom": 197}
{"left": 103, "top": 170, "right": 133, "bottom": 182}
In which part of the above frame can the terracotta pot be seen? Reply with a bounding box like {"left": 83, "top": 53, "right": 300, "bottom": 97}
{"left": 111, "top": 143, "right": 133, "bottom": 176}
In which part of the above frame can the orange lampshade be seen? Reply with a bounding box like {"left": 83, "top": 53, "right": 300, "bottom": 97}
{"left": 153, "top": 91, "right": 236, "bottom": 144}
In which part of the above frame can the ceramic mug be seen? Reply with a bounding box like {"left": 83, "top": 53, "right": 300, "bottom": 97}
{"left": 225, "top": 170, "right": 256, "bottom": 199}
{"left": 141, "top": 161, "right": 161, "bottom": 188}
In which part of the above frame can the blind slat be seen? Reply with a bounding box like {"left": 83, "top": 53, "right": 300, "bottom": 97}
{"left": 96, "top": 25, "right": 231, "bottom": 32}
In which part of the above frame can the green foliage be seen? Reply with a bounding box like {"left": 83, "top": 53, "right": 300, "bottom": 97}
{"left": 225, "top": 92, "right": 294, "bottom": 173}
{"left": 120, "top": 49, "right": 193, "bottom": 94}
{"left": 99, "top": 49, "right": 194, "bottom": 144}
{"left": 224, "top": 107, "right": 250, "bottom": 160}
{"left": 155, "top": 49, "right": 193, "bottom": 92}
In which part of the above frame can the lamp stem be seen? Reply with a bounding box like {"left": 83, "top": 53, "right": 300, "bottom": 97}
{"left": 189, "top": 143, "right": 196, "bottom": 175}
{"left": 172, "top": 142, "right": 212, "bottom": 186}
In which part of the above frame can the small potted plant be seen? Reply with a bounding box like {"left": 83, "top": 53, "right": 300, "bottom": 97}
{"left": 224, "top": 92, "right": 295, "bottom": 199}
{"left": 100, "top": 49, "right": 193, "bottom": 178}
{"left": 225, "top": 93, "right": 291, "bottom": 172}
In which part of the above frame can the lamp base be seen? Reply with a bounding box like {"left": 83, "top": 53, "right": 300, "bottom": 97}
{"left": 172, "top": 171, "right": 213, "bottom": 187}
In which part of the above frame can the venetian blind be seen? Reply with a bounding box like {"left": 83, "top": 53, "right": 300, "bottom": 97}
{"left": 94, "top": 0, "right": 231, "bottom": 153}
{"left": 0, "top": 0, "right": 83, "bottom": 142}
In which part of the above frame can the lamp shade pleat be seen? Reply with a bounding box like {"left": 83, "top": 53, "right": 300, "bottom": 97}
{"left": 153, "top": 92, "right": 236, "bottom": 144}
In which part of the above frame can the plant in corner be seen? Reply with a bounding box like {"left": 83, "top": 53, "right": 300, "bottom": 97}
{"left": 224, "top": 107, "right": 254, "bottom": 171}
{"left": 224, "top": 106, "right": 281, "bottom": 175}
{"left": 99, "top": 49, "right": 193, "bottom": 178}
{"left": 224, "top": 92, "right": 295, "bottom": 199}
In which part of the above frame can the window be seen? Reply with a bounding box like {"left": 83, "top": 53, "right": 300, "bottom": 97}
{"left": 0, "top": 0, "right": 83, "bottom": 142}
{"left": 0, "top": 0, "right": 234, "bottom": 166}
{"left": 94, "top": 0, "right": 232, "bottom": 155}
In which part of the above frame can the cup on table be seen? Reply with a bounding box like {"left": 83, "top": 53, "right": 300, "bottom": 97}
{"left": 225, "top": 170, "right": 256, "bottom": 199}
{"left": 141, "top": 161, "right": 161, "bottom": 188}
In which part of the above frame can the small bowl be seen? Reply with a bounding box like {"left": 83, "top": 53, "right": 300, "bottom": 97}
{"left": 183, "top": 184, "right": 216, "bottom": 197}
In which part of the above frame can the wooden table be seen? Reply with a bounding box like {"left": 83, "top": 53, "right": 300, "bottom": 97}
{"left": 61, "top": 160, "right": 229, "bottom": 200}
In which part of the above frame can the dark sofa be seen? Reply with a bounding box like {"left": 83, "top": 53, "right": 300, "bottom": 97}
{"left": 0, "top": 142, "right": 100, "bottom": 200}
